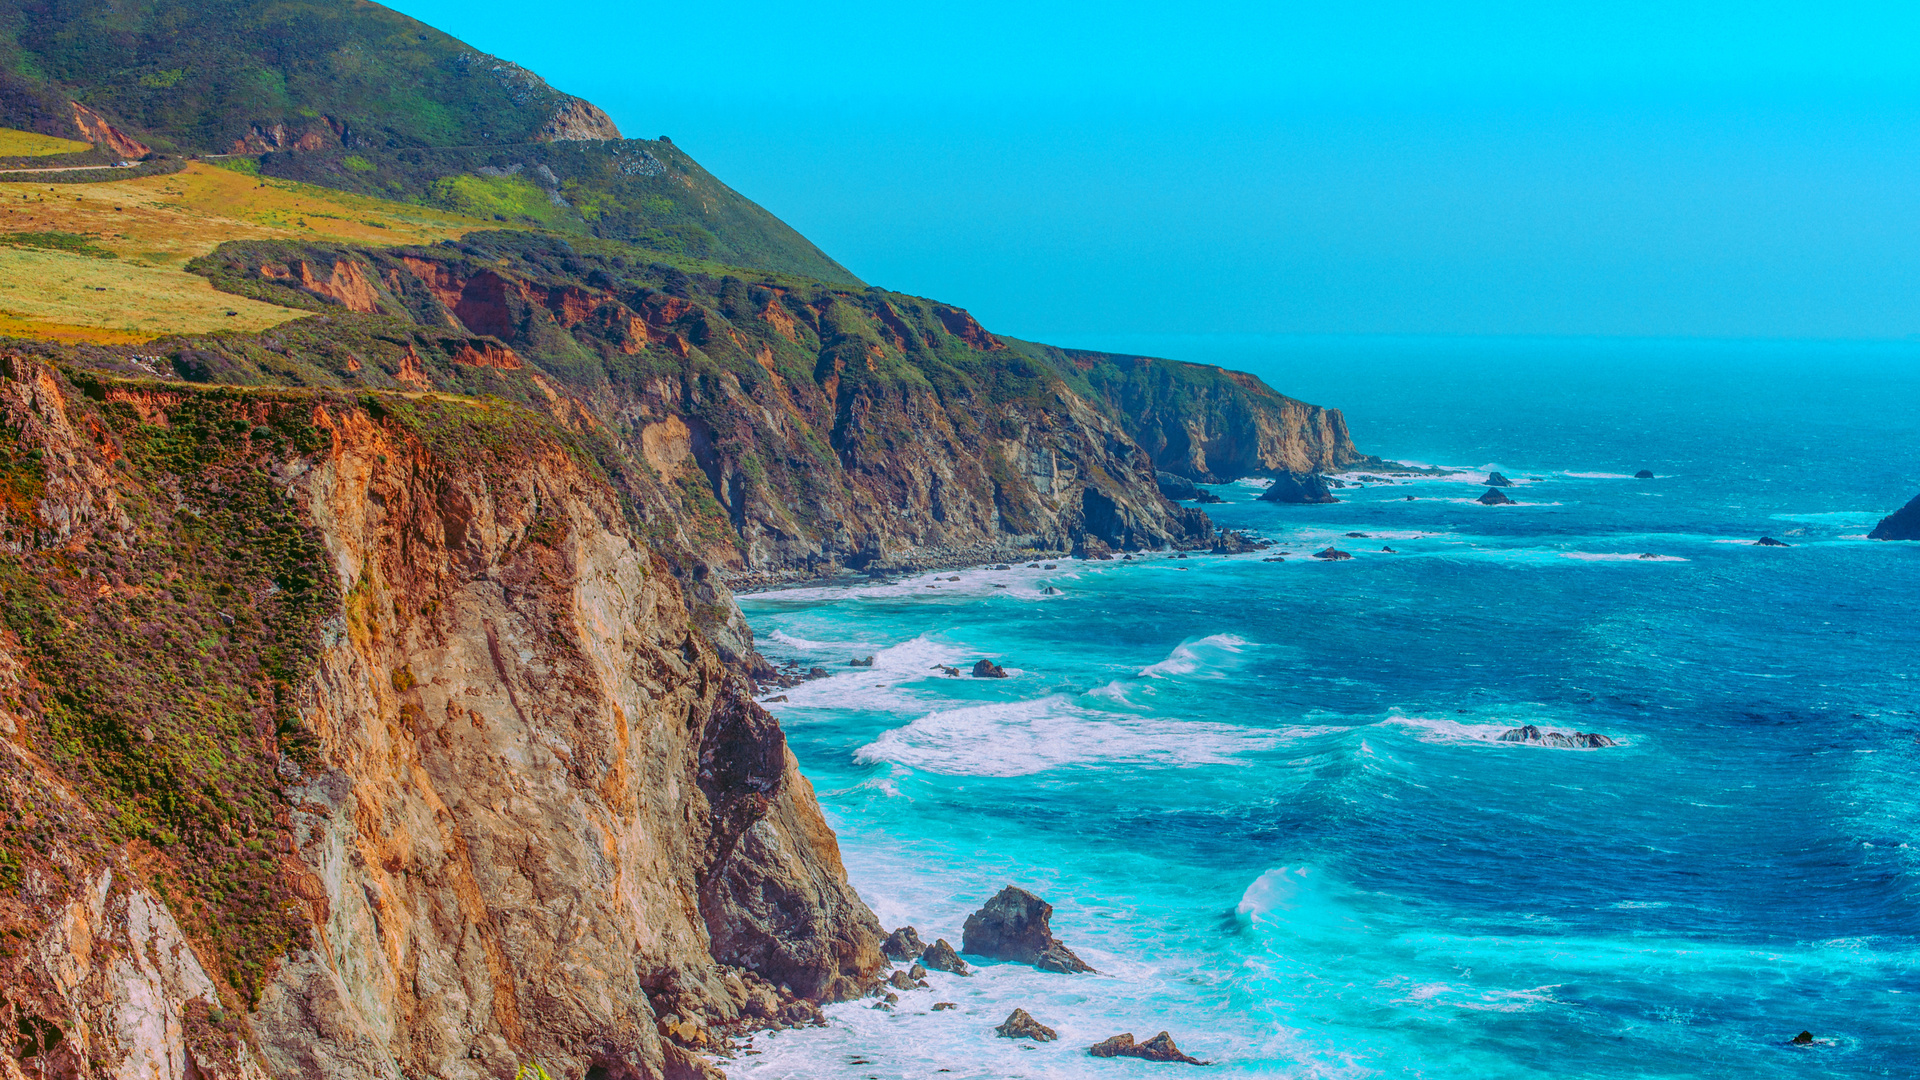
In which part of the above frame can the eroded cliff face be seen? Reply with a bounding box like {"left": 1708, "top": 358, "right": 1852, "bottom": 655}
{"left": 1065, "top": 351, "right": 1360, "bottom": 482}
{"left": 0, "top": 356, "right": 882, "bottom": 1080}
{"left": 183, "top": 237, "right": 1245, "bottom": 580}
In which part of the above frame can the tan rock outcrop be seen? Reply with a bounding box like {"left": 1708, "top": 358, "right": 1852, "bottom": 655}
{"left": 0, "top": 357, "right": 884, "bottom": 1080}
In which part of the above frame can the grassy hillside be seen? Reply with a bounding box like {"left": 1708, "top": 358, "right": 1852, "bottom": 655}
{"left": 0, "top": 0, "right": 593, "bottom": 152}
{"left": 0, "top": 0, "right": 861, "bottom": 282}
{"left": 0, "top": 157, "right": 489, "bottom": 342}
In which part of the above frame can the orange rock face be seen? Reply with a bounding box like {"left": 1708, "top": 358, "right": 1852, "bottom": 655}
{"left": 68, "top": 101, "right": 151, "bottom": 158}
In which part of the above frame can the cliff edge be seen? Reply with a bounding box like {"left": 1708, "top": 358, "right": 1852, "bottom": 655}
{"left": 0, "top": 355, "right": 882, "bottom": 1080}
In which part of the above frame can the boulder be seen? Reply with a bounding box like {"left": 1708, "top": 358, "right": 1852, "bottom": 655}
{"left": 1485, "top": 471, "right": 1513, "bottom": 487}
{"left": 1311, "top": 547, "right": 1351, "bottom": 561}
{"left": 1754, "top": 536, "right": 1790, "bottom": 547}
{"left": 1380, "top": 546, "right": 1396, "bottom": 553}
{"left": 882, "top": 926, "right": 926, "bottom": 962}
{"left": 1035, "top": 940, "right": 1095, "bottom": 974}
{"left": 1088, "top": 1032, "right": 1205, "bottom": 1065}
{"left": 1042, "top": 586, "right": 1060, "bottom": 595}
{"left": 961, "top": 885, "right": 1096, "bottom": 973}
{"left": 971, "top": 659, "right": 1009, "bottom": 678}
{"left": 909, "top": 962, "right": 927, "bottom": 980}
{"left": 1405, "top": 495, "right": 1416, "bottom": 500}
{"left": 1476, "top": 488, "right": 1514, "bottom": 505}
{"left": 1192, "top": 489, "right": 1224, "bottom": 504}
{"left": 921, "top": 938, "right": 969, "bottom": 975}
{"left": 1345, "top": 532, "right": 1369, "bottom": 538}
{"left": 932, "top": 1002, "right": 958, "bottom": 1011}
{"left": 1154, "top": 471, "right": 1201, "bottom": 501}
{"left": 932, "top": 664, "right": 961, "bottom": 676}
{"left": 1210, "top": 531, "right": 1265, "bottom": 555}
{"left": 1498, "top": 724, "right": 1616, "bottom": 748}
{"left": 848, "top": 656, "right": 875, "bottom": 666}
{"left": 1257, "top": 471, "right": 1340, "bottom": 504}
{"left": 887, "top": 970, "right": 917, "bottom": 991}
{"left": 1792, "top": 1031, "right": 1814, "bottom": 1045}
{"left": 1634, "top": 470, "right": 1656, "bottom": 479}
{"left": 1869, "top": 492, "right": 1920, "bottom": 540}
{"left": 995, "top": 1008, "right": 1059, "bottom": 1042}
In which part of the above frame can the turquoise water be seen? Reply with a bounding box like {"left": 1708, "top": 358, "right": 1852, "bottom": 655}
{"left": 733, "top": 337, "right": 1920, "bottom": 1079}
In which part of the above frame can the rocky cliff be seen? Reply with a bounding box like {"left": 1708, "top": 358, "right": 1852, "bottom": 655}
{"left": 1868, "top": 492, "right": 1920, "bottom": 541}
{"left": 1052, "top": 347, "right": 1359, "bottom": 481}
{"left": 166, "top": 234, "right": 1366, "bottom": 582}
{"left": 0, "top": 354, "right": 883, "bottom": 1080}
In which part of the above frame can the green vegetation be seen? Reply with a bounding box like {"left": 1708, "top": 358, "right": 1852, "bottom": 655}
{"left": 0, "top": 0, "right": 860, "bottom": 282}
{"left": 0, "top": 230, "right": 118, "bottom": 258}
{"left": 0, "top": 374, "right": 336, "bottom": 1006}
{"left": 0, "top": 0, "right": 584, "bottom": 153}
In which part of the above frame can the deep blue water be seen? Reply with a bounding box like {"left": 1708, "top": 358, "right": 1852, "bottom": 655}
{"left": 733, "top": 337, "right": 1919, "bottom": 1079}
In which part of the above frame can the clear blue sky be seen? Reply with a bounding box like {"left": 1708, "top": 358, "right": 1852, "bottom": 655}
{"left": 391, "top": 0, "right": 1920, "bottom": 340}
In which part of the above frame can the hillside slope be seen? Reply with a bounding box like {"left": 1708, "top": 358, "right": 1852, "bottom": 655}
{"left": 0, "top": 0, "right": 860, "bottom": 282}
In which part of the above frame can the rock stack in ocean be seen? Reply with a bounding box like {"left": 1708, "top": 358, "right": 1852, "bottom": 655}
{"left": 1635, "top": 469, "right": 1656, "bottom": 479}
{"left": 1868, "top": 492, "right": 1920, "bottom": 540}
{"left": 1311, "top": 547, "right": 1352, "bottom": 561}
{"left": 1485, "top": 471, "right": 1513, "bottom": 486}
{"left": 961, "top": 886, "right": 1096, "bottom": 973}
{"left": 882, "top": 926, "right": 926, "bottom": 961}
{"left": 1498, "top": 724, "right": 1616, "bottom": 748}
{"left": 1754, "top": 536, "right": 1790, "bottom": 547}
{"left": 995, "top": 1009, "right": 1059, "bottom": 1041}
{"left": 921, "top": 938, "right": 970, "bottom": 975}
{"left": 1088, "top": 1032, "right": 1206, "bottom": 1065}
{"left": 972, "top": 658, "right": 1009, "bottom": 678}
{"left": 1477, "top": 487, "right": 1514, "bottom": 505}
{"left": 1258, "top": 471, "right": 1340, "bottom": 504}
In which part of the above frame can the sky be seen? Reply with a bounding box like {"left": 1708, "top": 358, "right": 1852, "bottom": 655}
{"left": 391, "top": 0, "right": 1920, "bottom": 341}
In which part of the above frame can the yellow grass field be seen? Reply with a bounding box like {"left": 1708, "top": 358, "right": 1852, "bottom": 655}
{"left": 0, "top": 247, "right": 295, "bottom": 343}
{"left": 0, "top": 158, "right": 495, "bottom": 343}
{"left": 0, "top": 127, "right": 93, "bottom": 157}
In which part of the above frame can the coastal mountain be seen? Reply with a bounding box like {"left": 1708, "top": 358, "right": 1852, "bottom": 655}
{"left": 0, "top": 1, "right": 1361, "bottom": 1077}
{"left": 0, "top": 0, "right": 860, "bottom": 281}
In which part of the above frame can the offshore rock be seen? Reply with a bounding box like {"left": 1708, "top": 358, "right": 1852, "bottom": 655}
{"left": 921, "top": 939, "right": 970, "bottom": 975}
{"left": 1499, "top": 724, "right": 1617, "bottom": 748}
{"left": 1258, "top": 471, "right": 1339, "bottom": 504}
{"left": 995, "top": 1009, "right": 1060, "bottom": 1042}
{"left": 1755, "top": 536, "right": 1791, "bottom": 547}
{"left": 1869, "top": 492, "right": 1920, "bottom": 540}
{"left": 1477, "top": 487, "right": 1515, "bottom": 505}
{"left": 1635, "top": 470, "right": 1656, "bottom": 479}
{"left": 962, "top": 886, "right": 1096, "bottom": 973}
{"left": 1311, "top": 547, "right": 1352, "bottom": 561}
{"left": 1088, "top": 1032, "right": 1206, "bottom": 1065}
{"left": 972, "top": 659, "right": 1009, "bottom": 678}
{"left": 1485, "top": 471, "right": 1513, "bottom": 486}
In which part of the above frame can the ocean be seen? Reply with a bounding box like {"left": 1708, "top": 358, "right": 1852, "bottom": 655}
{"left": 731, "top": 336, "right": 1920, "bottom": 1079}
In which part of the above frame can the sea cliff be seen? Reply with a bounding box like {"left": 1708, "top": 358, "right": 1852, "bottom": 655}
{"left": 0, "top": 355, "right": 880, "bottom": 1080}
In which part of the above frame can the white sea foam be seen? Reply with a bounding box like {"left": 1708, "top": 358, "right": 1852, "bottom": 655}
{"left": 1562, "top": 552, "right": 1689, "bottom": 562}
{"left": 854, "top": 695, "right": 1285, "bottom": 776}
{"left": 1380, "top": 715, "right": 1627, "bottom": 749}
{"left": 767, "top": 634, "right": 973, "bottom": 714}
{"left": 1139, "top": 633, "right": 1252, "bottom": 678}
{"left": 766, "top": 628, "right": 839, "bottom": 651}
